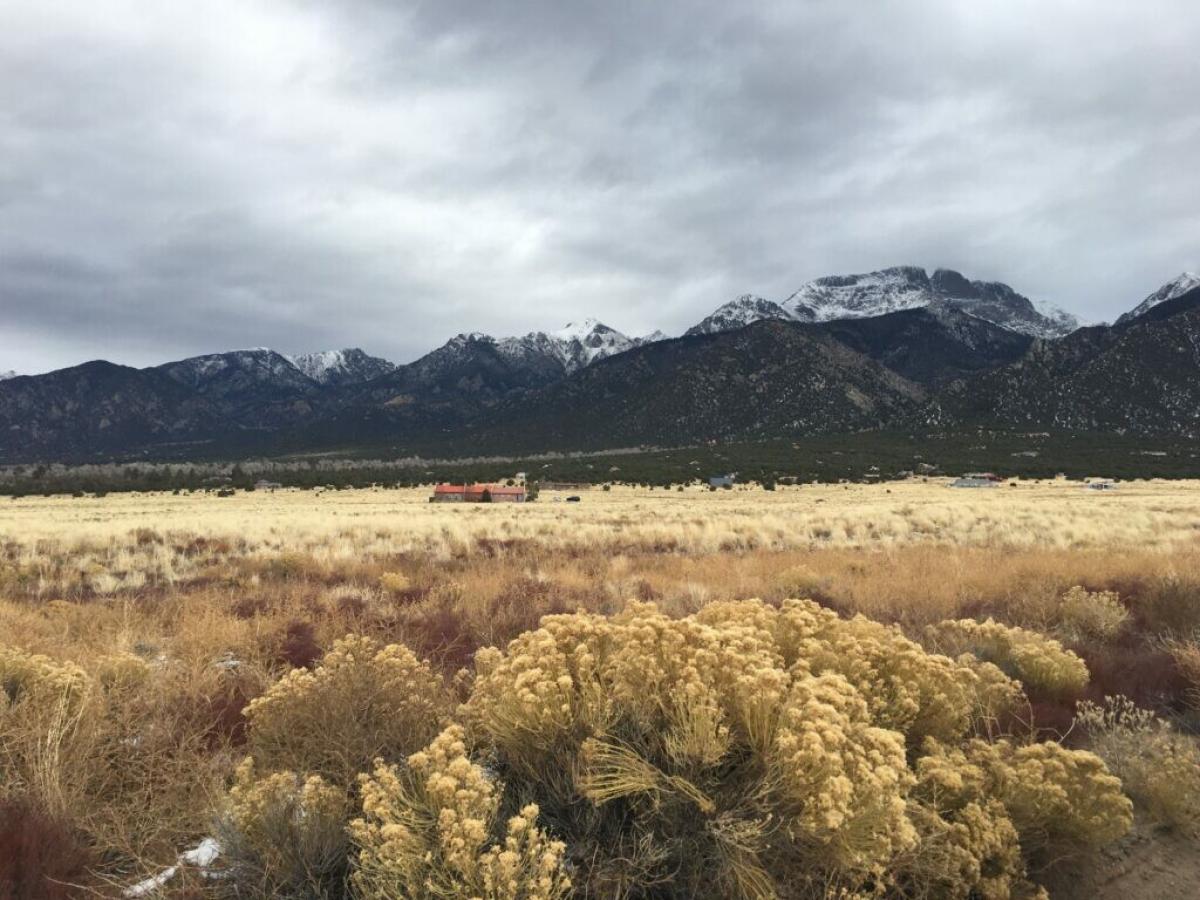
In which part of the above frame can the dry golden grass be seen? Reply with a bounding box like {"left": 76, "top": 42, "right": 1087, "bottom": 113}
{"left": 2, "top": 479, "right": 1200, "bottom": 896}
{"left": 3, "top": 477, "right": 1200, "bottom": 567}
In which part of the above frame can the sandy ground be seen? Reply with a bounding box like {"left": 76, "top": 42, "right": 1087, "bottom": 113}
{"left": 1049, "top": 822, "right": 1200, "bottom": 899}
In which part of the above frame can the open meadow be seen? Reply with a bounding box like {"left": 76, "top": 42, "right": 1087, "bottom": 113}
{"left": 4, "top": 479, "right": 1200, "bottom": 898}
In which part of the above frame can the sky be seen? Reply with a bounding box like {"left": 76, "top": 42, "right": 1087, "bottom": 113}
{"left": 2, "top": 1, "right": 1198, "bottom": 375}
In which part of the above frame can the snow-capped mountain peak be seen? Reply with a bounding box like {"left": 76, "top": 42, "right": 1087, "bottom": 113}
{"left": 288, "top": 348, "right": 395, "bottom": 386}
{"left": 476, "top": 317, "right": 668, "bottom": 374}
{"left": 686, "top": 295, "right": 791, "bottom": 336}
{"left": 784, "top": 266, "right": 932, "bottom": 323}
{"left": 551, "top": 319, "right": 635, "bottom": 367}
{"left": 553, "top": 318, "right": 606, "bottom": 341}
{"left": 687, "top": 267, "right": 1079, "bottom": 339}
{"left": 428, "top": 320, "right": 666, "bottom": 377}
{"left": 634, "top": 329, "right": 669, "bottom": 345}
{"left": 153, "top": 347, "right": 317, "bottom": 395}
{"left": 1116, "top": 272, "right": 1200, "bottom": 325}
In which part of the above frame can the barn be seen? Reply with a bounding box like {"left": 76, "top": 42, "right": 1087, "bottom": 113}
{"left": 949, "top": 477, "right": 999, "bottom": 489}
{"left": 467, "top": 484, "right": 527, "bottom": 502}
{"left": 431, "top": 483, "right": 527, "bottom": 503}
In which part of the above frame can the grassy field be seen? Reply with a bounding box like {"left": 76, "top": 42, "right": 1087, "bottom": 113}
{"left": 3, "top": 480, "right": 1200, "bottom": 897}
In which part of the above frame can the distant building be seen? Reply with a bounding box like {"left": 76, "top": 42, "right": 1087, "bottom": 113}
{"left": 431, "top": 483, "right": 527, "bottom": 503}
{"left": 540, "top": 481, "right": 591, "bottom": 491}
{"left": 1086, "top": 481, "right": 1118, "bottom": 491}
{"left": 709, "top": 474, "right": 736, "bottom": 488}
{"left": 433, "top": 484, "right": 468, "bottom": 502}
{"left": 472, "top": 484, "right": 526, "bottom": 502}
{"left": 254, "top": 480, "right": 283, "bottom": 491}
{"left": 950, "top": 476, "right": 999, "bottom": 488}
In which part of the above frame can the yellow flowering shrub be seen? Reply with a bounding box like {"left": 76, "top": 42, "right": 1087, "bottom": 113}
{"left": 769, "top": 673, "right": 917, "bottom": 868}
{"left": 197, "top": 598, "right": 1132, "bottom": 898}
{"left": 461, "top": 600, "right": 1094, "bottom": 898}
{"left": 0, "top": 646, "right": 89, "bottom": 710}
{"left": 795, "top": 614, "right": 1003, "bottom": 745}
{"left": 0, "top": 647, "right": 93, "bottom": 799}
{"left": 220, "top": 758, "right": 352, "bottom": 896}
{"left": 242, "top": 634, "right": 448, "bottom": 786}
{"left": 995, "top": 739, "right": 1131, "bottom": 849}
{"left": 920, "top": 738, "right": 1132, "bottom": 852}
{"left": 905, "top": 735, "right": 1130, "bottom": 897}
{"left": 1076, "top": 696, "right": 1200, "bottom": 835}
{"left": 350, "top": 724, "right": 570, "bottom": 900}
{"left": 1057, "top": 586, "right": 1129, "bottom": 642}
{"left": 902, "top": 795, "right": 1029, "bottom": 900}
{"left": 926, "top": 618, "right": 1089, "bottom": 697}
{"left": 378, "top": 571, "right": 411, "bottom": 594}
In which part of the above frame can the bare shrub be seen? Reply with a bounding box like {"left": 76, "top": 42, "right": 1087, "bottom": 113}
{"left": 1161, "top": 636, "right": 1200, "bottom": 709}
{"left": 216, "top": 759, "right": 351, "bottom": 899}
{"left": 1075, "top": 695, "right": 1200, "bottom": 835}
{"left": 1077, "top": 644, "right": 1188, "bottom": 711}
{"left": 0, "top": 795, "right": 96, "bottom": 900}
{"left": 1056, "top": 585, "right": 1129, "bottom": 643}
{"left": 1135, "top": 573, "right": 1200, "bottom": 635}
{"left": 275, "top": 620, "right": 323, "bottom": 670}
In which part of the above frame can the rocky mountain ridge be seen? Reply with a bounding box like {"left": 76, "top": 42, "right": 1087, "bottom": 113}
{"left": 0, "top": 272, "right": 1194, "bottom": 462}
{"left": 696, "top": 266, "right": 1081, "bottom": 341}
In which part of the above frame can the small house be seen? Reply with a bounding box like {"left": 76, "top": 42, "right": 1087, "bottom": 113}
{"left": 432, "top": 484, "right": 468, "bottom": 502}
{"left": 949, "top": 476, "right": 999, "bottom": 489}
{"left": 432, "top": 483, "right": 527, "bottom": 503}
{"left": 465, "top": 483, "right": 527, "bottom": 502}
{"left": 254, "top": 480, "right": 283, "bottom": 492}
{"left": 709, "top": 474, "right": 736, "bottom": 488}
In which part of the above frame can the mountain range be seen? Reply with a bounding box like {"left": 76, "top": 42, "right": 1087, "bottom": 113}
{"left": 1, "top": 268, "right": 1196, "bottom": 463}
{"left": 687, "top": 266, "right": 1081, "bottom": 339}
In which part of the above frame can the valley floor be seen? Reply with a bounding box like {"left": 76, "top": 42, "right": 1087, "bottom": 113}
{"left": 3, "top": 480, "right": 1200, "bottom": 897}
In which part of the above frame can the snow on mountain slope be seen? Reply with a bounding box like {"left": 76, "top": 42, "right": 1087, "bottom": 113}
{"left": 783, "top": 267, "right": 933, "bottom": 322}
{"left": 0, "top": 370, "right": 17, "bottom": 381}
{"left": 1116, "top": 272, "right": 1200, "bottom": 325}
{"left": 930, "top": 273, "right": 1081, "bottom": 339}
{"left": 157, "top": 348, "right": 307, "bottom": 387}
{"left": 289, "top": 348, "right": 395, "bottom": 385}
{"left": 687, "top": 267, "right": 1079, "bottom": 339}
{"left": 685, "top": 295, "right": 792, "bottom": 336}
{"left": 1029, "top": 296, "right": 1090, "bottom": 332}
{"left": 552, "top": 318, "right": 638, "bottom": 368}
{"left": 633, "top": 329, "right": 669, "bottom": 346}
{"left": 492, "top": 319, "right": 652, "bottom": 373}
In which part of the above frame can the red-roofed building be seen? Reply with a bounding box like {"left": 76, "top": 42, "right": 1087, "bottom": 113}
{"left": 432, "top": 483, "right": 527, "bottom": 503}
{"left": 433, "top": 483, "right": 468, "bottom": 502}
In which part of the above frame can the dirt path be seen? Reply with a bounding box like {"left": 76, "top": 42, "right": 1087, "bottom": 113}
{"left": 1045, "top": 824, "right": 1200, "bottom": 899}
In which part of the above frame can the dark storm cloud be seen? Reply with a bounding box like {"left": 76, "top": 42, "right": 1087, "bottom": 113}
{"left": 2, "top": 0, "right": 1198, "bottom": 375}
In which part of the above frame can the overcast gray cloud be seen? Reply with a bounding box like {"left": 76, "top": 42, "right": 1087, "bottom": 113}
{"left": 1, "top": 0, "right": 1198, "bottom": 374}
